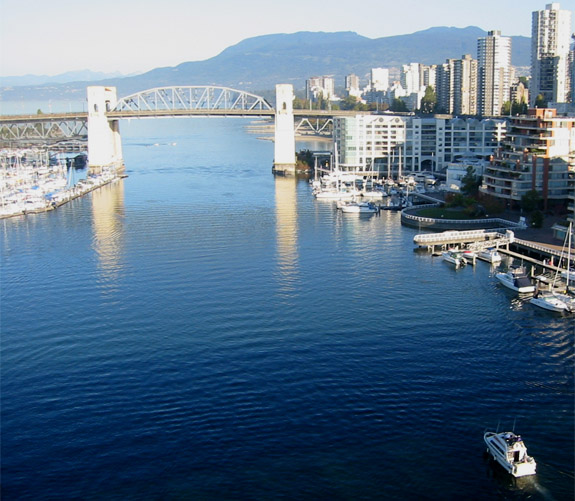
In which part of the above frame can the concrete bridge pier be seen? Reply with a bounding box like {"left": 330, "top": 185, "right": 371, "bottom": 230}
{"left": 87, "top": 86, "right": 124, "bottom": 171}
{"left": 273, "top": 84, "right": 296, "bottom": 174}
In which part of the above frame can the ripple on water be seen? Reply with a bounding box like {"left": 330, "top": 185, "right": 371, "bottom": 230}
{"left": 1, "top": 120, "right": 573, "bottom": 500}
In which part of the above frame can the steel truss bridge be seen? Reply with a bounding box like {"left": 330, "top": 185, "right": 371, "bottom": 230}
{"left": 0, "top": 112, "right": 89, "bottom": 148}
{"left": 0, "top": 85, "right": 364, "bottom": 146}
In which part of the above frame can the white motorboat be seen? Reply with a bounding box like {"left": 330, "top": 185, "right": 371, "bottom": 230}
{"left": 315, "top": 188, "right": 357, "bottom": 200}
{"left": 338, "top": 201, "right": 379, "bottom": 214}
{"left": 361, "top": 189, "right": 385, "bottom": 200}
{"left": 484, "top": 431, "right": 536, "bottom": 477}
{"left": 478, "top": 248, "right": 502, "bottom": 263}
{"left": 442, "top": 249, "right": 467, "bottom": 268}
{"left": 495, "top": 267, "right": 535, "bottom": 294}
{"left": 529, "top": 291, "right": 570, "bottom": 313}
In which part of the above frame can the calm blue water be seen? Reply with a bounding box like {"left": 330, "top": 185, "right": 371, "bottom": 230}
{"left": 1, "top": 118, "right": 574, "bottom": 500}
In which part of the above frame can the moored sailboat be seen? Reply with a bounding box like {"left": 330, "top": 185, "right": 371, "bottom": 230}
{"left": 530, "top": 222, "right": 575, "bottom": 313}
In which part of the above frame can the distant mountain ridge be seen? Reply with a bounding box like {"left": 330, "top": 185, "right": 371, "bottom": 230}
{"left": 1, "top": 70, "right": 132, "bottom": 87}
{"left": 1, "top": 27, "right": 530, "bottom": 101}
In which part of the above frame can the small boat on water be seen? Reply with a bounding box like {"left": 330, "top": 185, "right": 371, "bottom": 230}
{"left": 478, "top": 248, "right": 502, "bottom": 264}
{"left": 442, "top": 249, "right": 467, "bottom": 268}
{"left": 495, "top": 267, "right": 535, "bottom": 294}
{"left": 529, "top": 291, "right": 572, "bottom": 313}
{"left": 484, "top": 431, "right": 537, "bottom": 477}
{"left": 338, "top": 201, "right": 379, "bottom": 214}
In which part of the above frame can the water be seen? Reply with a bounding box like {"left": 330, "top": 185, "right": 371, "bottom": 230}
{"left": 1, "top": 118, "right": 574, "bottom": 500}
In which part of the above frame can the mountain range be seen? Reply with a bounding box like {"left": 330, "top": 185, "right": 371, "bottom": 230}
{"left": 1, "top": 27, "right": 530, "bottom": 101}
{"left": 1, "top": 70, "right": 132, "bottom": 87}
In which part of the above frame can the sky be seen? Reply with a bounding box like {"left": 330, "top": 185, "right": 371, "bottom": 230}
{"left": 0, "top": 0, "right": 572, "bottom": 77}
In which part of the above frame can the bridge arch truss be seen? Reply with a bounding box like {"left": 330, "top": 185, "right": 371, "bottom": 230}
{"left": 114, "top": 86, "right": 274, "bottom": 113}
{"left": 0, "top": 117, "right": 88, "bottom": 147}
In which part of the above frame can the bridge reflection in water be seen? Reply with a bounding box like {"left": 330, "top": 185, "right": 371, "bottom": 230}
{"left": 274, "top": 175, "right": 299, "bottom": 293}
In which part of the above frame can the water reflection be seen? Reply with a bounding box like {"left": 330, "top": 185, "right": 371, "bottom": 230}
{"left": 91, "top": 180, "right": 125, "bottom": 286}
{"left": 483, "top": 453, "right": 549, "bottom": 498}
{"left": 274, "top": 175, "right": 298, "bottom": 292}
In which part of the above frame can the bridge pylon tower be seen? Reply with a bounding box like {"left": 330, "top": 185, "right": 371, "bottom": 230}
{"left": 87, "top": 86, "right": 124, "bottom": 171}
{"left": 273, "top": 84, "right": 296, "bottom": 174}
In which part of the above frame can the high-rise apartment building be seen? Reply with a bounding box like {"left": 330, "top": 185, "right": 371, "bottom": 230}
{"left": 435, "top": 55, "right": 478, "bottom": 115}
{"left": 530, "top": 3, "right": 572, "bottom": 106}
{"left": 345, "top": 74, "right": 361, "bottom": 97}
{"left": 435, "top": 60, "right": 454, "bottom": 113}
{"left": 421, "top": 65, "right": 437, "bottom": 89}
{"left": 370, "top": 68, "right": 389, "bottom": 92}
{"left": 453, "top": 55, "right": 478, "bottom": 115}
{"left": 306, "top": 76, "right": 335, "bottom": 101}
{"left": 480, "top": 108, "right": 574, "bottom": 210}
{"left": 401, "top": 63, "right": 422, "bottom": 94}
{"left": 477, "top": 30, "right": 512, "bottom": 116}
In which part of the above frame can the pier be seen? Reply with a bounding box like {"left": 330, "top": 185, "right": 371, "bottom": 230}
{"left": 414, "top": 228, "right": 573, "bottom": 278}
{"left": 413, "top": 228, "right": 515, "bottom": 252}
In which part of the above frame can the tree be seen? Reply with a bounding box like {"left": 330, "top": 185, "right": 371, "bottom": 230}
{"left": 419, "top": 86, "right": 436, "bottom": 114}
{"left": 296, "top": 149, "right": 314, "bottom": 170}
{"left": 339, "top": 95, "right": 356, "bottom": 110}
{"left": 501, "top": 100, "right": 528, "bottom": 116}
{"left": 460, "top": 166, "right": 481, "bottom": 197}
{"left": 521, "top": 189, "right": 541, "bottom": 213}
{"left": 530, "top": 210, "right": 544, "bottom": 228}
{"left": 534, "top": 93, "right": 547, "bottom": 108}
{"left": 293, "top": 97, "right": 309, "bottom": 110}
{"left": 513, "top": 100, "right": 528, "bottom": 115}
{"left": 390, "top": 98, "right": 408, "bottom": 112}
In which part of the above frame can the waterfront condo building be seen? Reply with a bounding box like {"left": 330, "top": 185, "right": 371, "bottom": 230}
{"left": 333, "top": 114, "right": 505, "bottom": 175}
{"left": 333, "top": 115, "right": 407, "bottom": 175}
{"left": 480, "top": 108, "right": 575, "bottom": 211}
{"left": 477, "top": 31, "right": 512, "bottom": 116}
{"left": 530, "top": 3, "right": 572, "bottom": 106}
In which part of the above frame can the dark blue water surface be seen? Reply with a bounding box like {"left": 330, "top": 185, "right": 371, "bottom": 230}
{"left": 2, "top": 118, "right": 574, "bottom": 500}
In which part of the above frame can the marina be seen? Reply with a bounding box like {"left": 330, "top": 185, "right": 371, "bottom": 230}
{"left": 0, "top": 148, "right": 123, "bottom": 218}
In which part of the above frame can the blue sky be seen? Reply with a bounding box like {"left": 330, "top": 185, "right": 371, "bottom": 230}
{"left": 0, "top": 0, "right": 572, "bottom": 77}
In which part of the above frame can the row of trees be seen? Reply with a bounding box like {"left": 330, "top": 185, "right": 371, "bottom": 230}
{"left": 295, "top": 86, "right": 544, "bottom": 116}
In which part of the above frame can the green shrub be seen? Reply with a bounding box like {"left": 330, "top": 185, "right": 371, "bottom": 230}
{"left": 530, "top": 210, "right": 544, "bottom": 228}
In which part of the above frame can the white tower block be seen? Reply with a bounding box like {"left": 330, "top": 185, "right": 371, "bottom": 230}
{"left": 87, "top": 86, "right": 124, "bottom": 170}
{"left": 274, "top": 84, "right": 296, "bottom": 173}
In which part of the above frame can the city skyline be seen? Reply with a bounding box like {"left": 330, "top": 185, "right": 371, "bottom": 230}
{"left": 1, "top": 0, "right": 572, "bottom": 78}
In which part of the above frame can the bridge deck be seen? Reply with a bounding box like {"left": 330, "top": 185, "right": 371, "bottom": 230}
{"left": 0, "top": 112, "right": 88, "bottom": 123}
{"left": 0, "top": 108, "right": 373, "bottom": 123}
